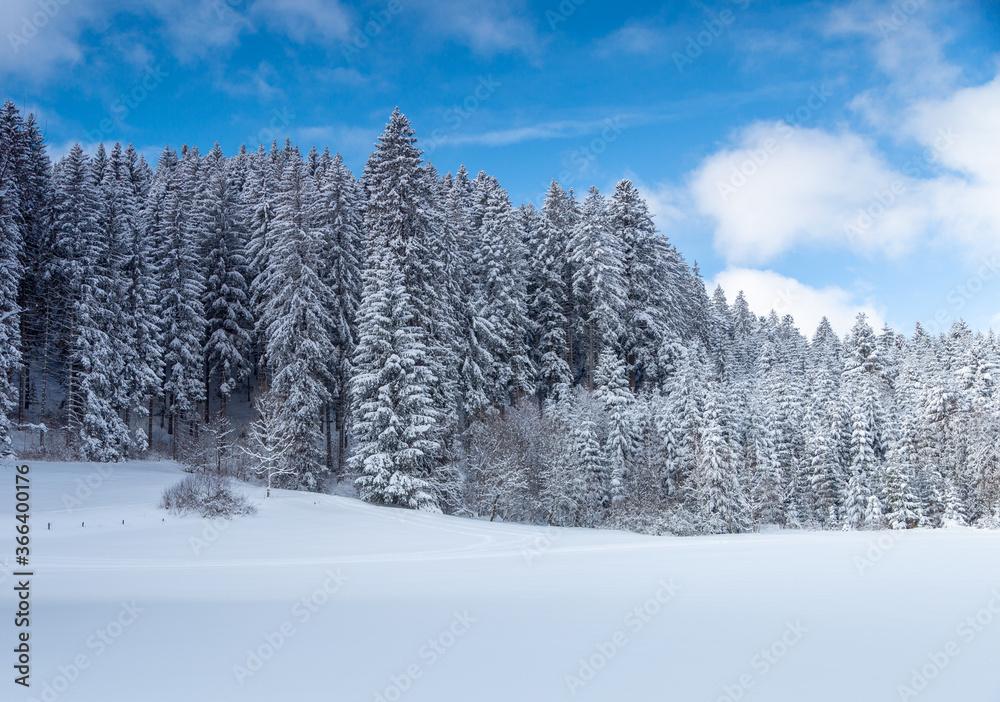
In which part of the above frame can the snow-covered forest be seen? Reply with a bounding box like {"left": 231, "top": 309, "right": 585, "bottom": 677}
{"left": 2, "top": 101, "right": 998, "bottom": 535}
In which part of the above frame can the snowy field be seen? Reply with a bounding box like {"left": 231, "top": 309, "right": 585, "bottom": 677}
{"left": 3, "top": 461, "right": 1000, "bottom": 702}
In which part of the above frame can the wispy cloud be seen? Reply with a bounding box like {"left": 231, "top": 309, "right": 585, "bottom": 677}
{"left": 250, "top": 0, "right": 352, "bottom": 43}
{"left": 827, "top": 0, "right": 961, "bottom": 99}
{"left": 597, "top": 22, "right": 672, "bottom": 57}
{"left": 0, "top": 0, "right": 102, "bottom": 79}
{"left": 409, "top": 0, "right": 540, "bottom": 56}
{"left": 219, "top": 60, "right": 287, "bottom": 101}
{"left": 439, "top": 113, "right": 660, "bottom": 148}
{"left": 151, "top": 0, "right": 252, "bottom": 63}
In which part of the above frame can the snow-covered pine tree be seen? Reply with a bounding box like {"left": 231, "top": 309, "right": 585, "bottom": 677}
{"left": 695, "top": 383, "right": 745, "bottom": 533}
{"left": 570, "top": 186, "right": 626, "bottom": 389}
{"left": 12, "top": 110, "right": 53, "bottom": 428}
{"left": 155, "top": 146, "right": 207, "bottom": 457}
{"left": 260, "top": 148, "right": 336, "bottom": 490}
{"left": 955, "top": 330, "right": 998, "bottom": 522}
{"left": 806, "top": 416, "right": 843, "bottom": 527}
{"left": 120, "top": 144, "right": 163, "bottom": 449}
{"left": 572, "top": 390, "right": 609, "bottom": 526}
{"left": 709, "top": 286, "right": 735, "bottom": 381}
{"left": 746, "top": 395, "right": 784, "bottom": 528}
{"left": 314, "top": 151, "right": 364, "bottom": 472}
{"left": 451, "top": 168, "right": 493, "bottom": 426}
{"left": 655, "top": 342, "right": 705, "bottom": 502}
{"left": 0, "top": 105, "right": 24, "bottom": 455}
{"left": 529, "top": 181, "right": 574, "bottom": 402}
{"left": 842, "top": 314, "right": 887, "bottom": 529}
{"left": 968, "top": 388, "right": 1000, "bottom": 524}
{"left": 675, "top": 257, "right": 713, "bottom": 354}
{"left": 941, "top": 477, "right": 968, "bottom": 527}
{"left": 200, "top": 143, "right": 253, "bottom": 418}
{"left": 594, "top": 349, "right": 635, "bottom": 506}
{"left": 351, "top": 258, "right": 441, "bottom": 509}
{"left": 102, "top": 142, "right": 160, "bottom": 454}
{"left": 48, "top": 146, "right": 94, "bottom": 443}
{"left": 351, "top": 109, "right": 450, "bottom": 509}
{"left": 609, "top": 179, "right": 665, "bottom": 390}
{"left": 883, "top": 435, "right": 921, "bottom": 529}
{"left": 421, "top": 164, "right": 463, "bottom": 437}
{"left": 67, "top": 143, "right": 131, "bottom": 461}
{"left": 245, "top": 142, "right": 283, "bottom": 387}
{"left": 775, "top": 319, "right": 812, "bottom": 525}
{"left": 728, "top": 291, "right": 759, "bottom": 381}
{"left": 806, "top": 317, "right": 843, "bottom": 442}
{"left": 539, "top": 385, "right": 584, "bottom": 526}
{"left": 229, "top": 144, "right": 251, "bottom": 198}
{"left": 472, "top": 172, "right": 533, "bottom": 411}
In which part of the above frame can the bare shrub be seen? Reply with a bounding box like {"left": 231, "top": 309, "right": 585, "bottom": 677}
{"left": 160, "top": 474, "right": 256, "bottom": 518}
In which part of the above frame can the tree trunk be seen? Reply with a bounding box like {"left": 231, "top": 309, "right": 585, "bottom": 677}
{"left": 124, "top": 407, "right": 131, "bottom": 458}
{"left": 325, "top": 402, "right": 333, "bottom": 472}
{"left": 18, "top": 364, "right": 25, "bottom": 422}
{"left": 338, "top": 412, "right": 347, "bottom": 476}
{"left": 170, "top": 409, "right": 177, "bottom": 460}
{"left": 39, "top": 316, "right": 49, "bottom": 451}
{"left": 18, "top": 310, "right": 29, "bottom": 420}
{"left": 204, "top": 359, "right": 211, "bottom": 423}
{"left": 67, "top": 359, "right": 77, "bottom": 440}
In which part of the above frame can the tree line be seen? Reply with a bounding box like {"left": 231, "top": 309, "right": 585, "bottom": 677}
{"left": 1, "top": 102, "right": 997, "bottom": 533}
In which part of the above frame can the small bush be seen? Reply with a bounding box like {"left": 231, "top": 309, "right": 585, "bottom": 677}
{"left": 160, "top": 474, "right": 256, "bottom": 518}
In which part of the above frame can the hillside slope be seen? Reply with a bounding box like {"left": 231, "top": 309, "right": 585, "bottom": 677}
{"left": 2, "top": 461, "right": 1000, "bottom": 701}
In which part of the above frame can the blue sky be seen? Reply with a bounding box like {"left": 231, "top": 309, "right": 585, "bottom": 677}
{"left": 2, "top": 0, "right": 998, "bottom": 336}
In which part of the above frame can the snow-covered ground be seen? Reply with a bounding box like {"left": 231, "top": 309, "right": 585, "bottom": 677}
{"left": 3, "top": 461, "right": 1000, "bottom": 702}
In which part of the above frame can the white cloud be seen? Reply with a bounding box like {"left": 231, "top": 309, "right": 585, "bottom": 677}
{"left": 152, "top": 0, "right": 252, "bottom": 62}
{"left": 688, "top": 72, "right": 1000, "bottom": 266}
{"left": 0, "top": 0, "right": 531, "bottom": 84}
{"left": 683, "top": 1, "right": 1000, "bottom": 267}
{"left": 409, "top": 0, "right": 539, "bottom": 56}
{"left": 444, "top": 116, "right": 624, "bottom": 148}
{"left": 0, "top": 0, "right": 101, "bottom": 79}
{"left": 711, "top": 268, "right": 885, "bottom": 336}
{"left": 689, "top": 122, "right": 922, "bottom": 263}
{"left": 598, "top": 22, "right": 669, "bottom": 56}
{"left": 0, "top": 0, "right": 255, "bottom": 81}
{"left": 250, "top": 0, "right": 351, "bottom": 43}
{"left": 907, "top": 75, "right": 1000, "bottom": 182}
{"left": 220, "top": 60, "right": 286, "bottom": 100}
{"left": 827, "top": 0, "right": 959, "bottom": 99}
